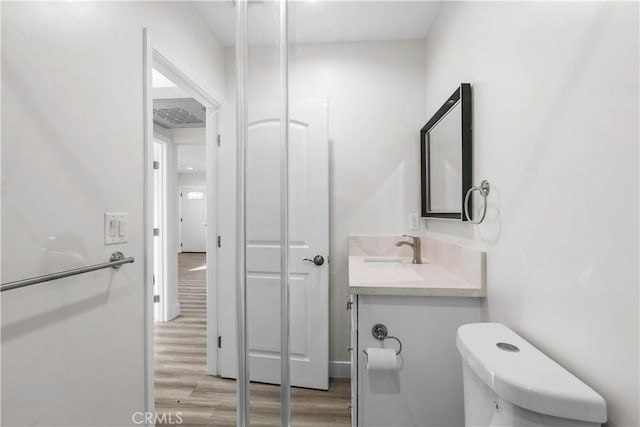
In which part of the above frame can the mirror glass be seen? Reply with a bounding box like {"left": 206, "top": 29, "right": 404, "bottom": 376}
{"left": 427, "top": 101, "right": 461, "bottom": 212}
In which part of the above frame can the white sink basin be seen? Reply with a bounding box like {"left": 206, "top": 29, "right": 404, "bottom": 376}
{"left": 363, "top": 259, "right": 406, "bottom": 269}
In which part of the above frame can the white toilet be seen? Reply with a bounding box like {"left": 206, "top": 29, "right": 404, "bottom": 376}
{"left": 457, "top": 323, "right": 607, "bottom": 427}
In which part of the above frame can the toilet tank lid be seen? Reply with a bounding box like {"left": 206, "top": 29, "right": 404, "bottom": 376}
{"left": 456, "top": 323, "right": 607, "bottom": 423}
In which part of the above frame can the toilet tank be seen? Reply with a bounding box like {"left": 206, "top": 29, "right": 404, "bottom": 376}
{"left": 456, "top": 323, "right": 607, "bottom": 427}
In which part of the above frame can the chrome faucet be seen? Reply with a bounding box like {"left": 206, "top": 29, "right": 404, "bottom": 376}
{"left": 395, "top": 235, "right": 422, "bottom": 264}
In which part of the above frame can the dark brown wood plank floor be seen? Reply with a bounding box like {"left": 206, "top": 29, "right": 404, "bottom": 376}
{"left": 154, "top": 253, "right": 351, "bottom": 426}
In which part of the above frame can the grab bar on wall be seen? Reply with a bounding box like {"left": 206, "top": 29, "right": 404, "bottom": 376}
{"left": 0, "top": 251, "right": 135, "bottom": 293}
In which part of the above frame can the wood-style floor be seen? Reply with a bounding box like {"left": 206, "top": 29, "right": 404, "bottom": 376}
{"left": 154, "top": 253, "right": 351, "bottom": 426}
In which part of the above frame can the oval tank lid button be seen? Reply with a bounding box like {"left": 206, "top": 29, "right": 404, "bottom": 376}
{"left": 496, "top": 342, "right": 519, "bottom": 352}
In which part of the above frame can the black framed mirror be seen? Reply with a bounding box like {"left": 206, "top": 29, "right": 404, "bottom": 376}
{"left": 420, "top": 83, "right": 472, "bottom": 220}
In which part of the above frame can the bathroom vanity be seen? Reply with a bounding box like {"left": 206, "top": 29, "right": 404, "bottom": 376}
{"left": 348, "top": 235, "right": 486, "bottom": 427}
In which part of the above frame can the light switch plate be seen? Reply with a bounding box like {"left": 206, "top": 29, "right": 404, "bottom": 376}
{"left": 409, "top": 213, "right": 420, "bottom": 230}
{"left": 105, "top": 213, "right": 128, "bottom": 244}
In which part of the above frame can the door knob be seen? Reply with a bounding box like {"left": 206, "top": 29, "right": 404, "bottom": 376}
{"left": 303, "top": 255, "right": 325, "bottom": 266}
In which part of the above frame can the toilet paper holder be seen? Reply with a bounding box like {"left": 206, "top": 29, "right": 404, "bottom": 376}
{"left": 362, "top": 323, "right": 403, "bottom": 356}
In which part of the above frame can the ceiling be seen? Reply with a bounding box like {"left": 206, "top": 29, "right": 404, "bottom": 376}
{"left": 193, "top": 1, "right": 442, "bottom": 47}
{"left": 153, "top": 98, "right": 206, "bottom": 129}
{"left": 152, "top": 68, "right": 206, "bottom": 129}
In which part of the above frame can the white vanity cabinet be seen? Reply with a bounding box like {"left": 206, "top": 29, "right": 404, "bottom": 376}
{"left": 349, "top": 294, "right": 483, "bottom": 427}
{"left": 347, "top": 234, "right": 486, "bottom": 426}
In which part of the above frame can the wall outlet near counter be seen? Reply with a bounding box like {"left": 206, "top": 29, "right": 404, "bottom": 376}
{"left": 409, "top": 213, "right": 420, "bottom": 230}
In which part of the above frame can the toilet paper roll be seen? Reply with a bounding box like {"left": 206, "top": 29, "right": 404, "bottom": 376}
{"left": 366, "top": 348, "right": 398, "bottom": 371}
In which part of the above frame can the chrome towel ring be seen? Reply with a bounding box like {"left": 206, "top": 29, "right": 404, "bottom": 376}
{"left": 362, "top": 323, "right": 403, "bottom": 356}
{"left": 464, "top": 180, "right": 491, "bottom": 224}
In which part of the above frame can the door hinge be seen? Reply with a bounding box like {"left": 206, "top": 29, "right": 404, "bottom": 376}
{"left": 218, "top": 336, "right": 222, "bottom": 348}
{"left": 180, "top": 218, "right": 183, "bottom": 223}
{"left": 153, "top": 160, "right": 160, "bottom": 170}
{"left": 180, "top": 192, "right": 183, "bottom": 197}
{"left": 153, "top": 228, "right": 160, "bottom": 236}
{"left": 152, "top": 274, "right": 155, "bottom": 285}
{"left": 180, "top": 243, "right": 183, "bottom": 247}
{"left": 217, "top": 235, "right": 221, "bottom": 248}
{"left": 217, "top": 134, "right": 221, "bottom": 147}
{"left": 347, "top": 300, "right": 353, "bottom": 311}
{"left": 153, "top": 295, "right": 160, "bottom": 303}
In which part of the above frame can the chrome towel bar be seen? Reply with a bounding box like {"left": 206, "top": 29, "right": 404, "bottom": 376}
{"left": 0, "top": 251, "right": 135, "bottom": 293}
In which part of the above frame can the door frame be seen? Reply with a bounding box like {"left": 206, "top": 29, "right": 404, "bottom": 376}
{"left": 143, "top": 28, "right": 226, "bottom": 416}
{"left": 152, "top": 138, "right": 169, "bottom": 322}
{"left": 179, "top": 185, "right": 207, "bottom": 253}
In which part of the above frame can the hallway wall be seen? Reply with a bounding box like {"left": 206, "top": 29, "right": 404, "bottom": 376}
{"left": 1, "top": 2, "right": 225, "bottom": 425}
{"left": 179, "top": 173, "right": 206, "bottom": 187}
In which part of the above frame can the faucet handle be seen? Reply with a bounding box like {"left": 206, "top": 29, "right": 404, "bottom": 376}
{"left": 402, "top": 234, "right": 420, "bottom": 243}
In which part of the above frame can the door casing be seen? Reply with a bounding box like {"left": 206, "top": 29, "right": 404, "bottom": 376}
{"left": 152, "top": 139, "right": 168, "bottom": 322}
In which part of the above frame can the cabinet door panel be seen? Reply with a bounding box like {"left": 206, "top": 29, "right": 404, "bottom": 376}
{"left": 357, "top": 295, "right": 482, "bottom": 427}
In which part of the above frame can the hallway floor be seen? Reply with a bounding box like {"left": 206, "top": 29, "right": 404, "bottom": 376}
{"left": 154, "top": 253, "right": 351, "bottom": 426}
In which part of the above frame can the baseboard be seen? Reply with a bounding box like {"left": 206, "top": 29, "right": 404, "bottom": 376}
{"left": 166, "top": 302, "right": 181, "bottom": 321}
{"left": 329, "top": 360, "right": 351, "bottom": 379}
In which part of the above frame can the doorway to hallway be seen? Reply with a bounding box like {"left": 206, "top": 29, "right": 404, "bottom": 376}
{"left": 144, "top": 32, "right": 223, "bottom": 418}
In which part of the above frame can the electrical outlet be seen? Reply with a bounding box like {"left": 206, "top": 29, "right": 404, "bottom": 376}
{"left": 409, "top": 213, "right": 420, "bottom": 230}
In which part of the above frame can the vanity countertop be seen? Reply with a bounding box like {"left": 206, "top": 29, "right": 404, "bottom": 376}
{"left": 348, "top": 256, "right": 485, "bottom": 297}
{"left": 347, "top": 234, "right": 486, "bottom": 297}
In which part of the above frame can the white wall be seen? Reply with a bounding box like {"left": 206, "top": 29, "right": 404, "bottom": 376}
{"left": 171, "top": 128, "right": 205, "bottom": 145}
{"left": 421, "top": 3, "right": 638, "bottom": 426}
{"left": 177, "top": 144, "right": 206, "bottom": 173}
{"left": 1, "top": 2, "right": 225, "bottom": 425}
{"left": 154, "top": 123, "right": 172, "bottom": 140}
{"left": 179, "top": 173, "right": 206, "bottom": 187}
{"left": 221, "top": 40, "right": 427, "bottom": 365}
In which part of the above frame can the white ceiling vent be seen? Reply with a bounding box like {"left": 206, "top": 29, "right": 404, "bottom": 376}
{"left": 153, "top": 98, "right": 205, "bottom": 129}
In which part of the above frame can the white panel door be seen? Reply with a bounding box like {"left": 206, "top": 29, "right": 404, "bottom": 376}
{"left": 180, "top": 186, "right": 207, "bottom": 252}
{"left": 221, "top": 100, "right": 329, "bottom": 390}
